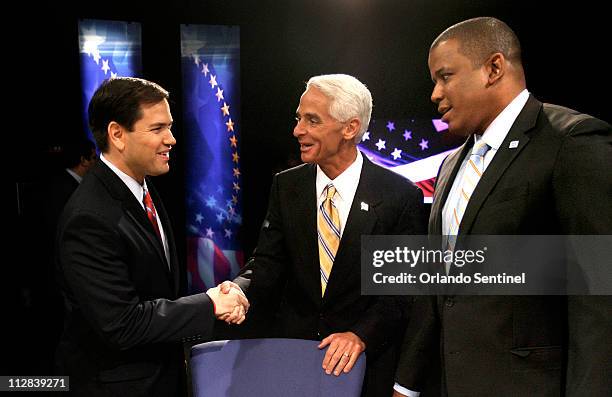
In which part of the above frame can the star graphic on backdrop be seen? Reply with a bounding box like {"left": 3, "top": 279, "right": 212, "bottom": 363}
{"left": 233, "top": 182, "right": 241, "bottom": 192}
{"left": 221, "top": 102, "right": 230, "bottom": 116}
{"left": 419, "top": 138, "right": 429, "bottom": 151}
{"left": 229, "top": 135, "right": 238, "bottom": 148}
{"left": 232, "top": 195, "right": 238, "bottom": 204}
{"left": 232, "top": 152, "right": 239, "bottom": 163}
{"left": 92, "top": 51, "right": 101, "bottom": 64}
{"left": 224, "top": 229, "right": 233, "bottom": 238}
{"left": 101, "top": 59, "right": 110, "bottom": 74}
{"left": 226, "top": 118, "right": 234, "bottom": 132}
{"left": 215, "top": 88, "right": 224, "bottom": 102}
{"left": 205, "top": 228, "right": 214, "bottom": 238}
{"left": 362, "top": 131, "right": 370, "bottom": 141}
{"left": 111, "top": 72, "right": 118, "bottom": 79}
{"left": 233, "top": 167, "right": 241, "bottom": 177}
{"left": 205, "top": 196, "right": 217, "bottom": 208}
{"left": 195, "top": 213, "right": 203, "bottom": 223}
{"left": 216, "top": 213, "right": 225, "bottom": 223}
{"left": 386, "top": 121, "right": 395, "bottom": 132}
{"left": 391, "top": 148, "right": 402, "bottom": 160}
{"left": 375, "top": 139, "right": 386, "bottom": 151}
{"left": 193, "top": 54, "right": 200, "bottom": 65}
{"left": 202, "top": 63, "right": 209, "bottom": 76}
{"left": 209, "top": 74, "right": 217, "bottom": 88}
{"left": 403, "top": 130, "right": 412, "bottom": 140}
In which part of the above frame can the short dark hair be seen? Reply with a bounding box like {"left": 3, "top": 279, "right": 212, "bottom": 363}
{"left": 63, "top": 138, "right": 96, "bottom": 168}
{"left": 432, "top": 17, "right": 522, "bottom": 68}
{"left": 88, "top": 77, "right": 169, "bottom": 152}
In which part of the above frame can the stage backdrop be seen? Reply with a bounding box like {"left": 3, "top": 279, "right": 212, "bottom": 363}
{"left": 78, "top": 19, "right": 142, "bottom": 145}
{"left": 181, "top": 25, "right": 243, "bottom": 293}
{"left": 358, "top": 117, "right": 460, "bottom": 203}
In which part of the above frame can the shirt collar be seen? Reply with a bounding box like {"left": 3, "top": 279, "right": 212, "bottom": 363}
{"left": 477, "top": 89, "right": 529, "bottom": 150}
{"left": 65, "top": 168, "right": 83, "bottom": 183}
{"left": 316, "top": 150, "right": 363, "bottom": 201}
{"left": 100, "top": 153, "right": 147, "bottom": 206}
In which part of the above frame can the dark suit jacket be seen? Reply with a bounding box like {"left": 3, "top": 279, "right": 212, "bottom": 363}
{"left": 234, "top": 155, "right": 426, "bottom": 397}
{"left": 56, "top": 160, "right": 216, "bottom": 397}
{"left": 396, "top": 96, "right": 612, "bottom": 396}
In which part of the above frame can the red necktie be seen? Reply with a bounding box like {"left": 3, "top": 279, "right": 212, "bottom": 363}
{"left": 143, "top": 188, "right": 162, "bottom": 240}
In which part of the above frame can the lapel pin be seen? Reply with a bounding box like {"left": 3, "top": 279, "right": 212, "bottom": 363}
{"left": 509, "top": 140, "right": 519, "bottom": 149}
{"left": 360, "top": 202, "right": 369, "bottom": 211}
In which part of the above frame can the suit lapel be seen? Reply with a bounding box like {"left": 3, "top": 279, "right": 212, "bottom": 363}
{"left": 146, "top": 180, "right": 178, "bottom": 292}
{"left": 429, "top": 142, "right": 472, "bottom": 235}
{"left": 324, "top": 157, "right": 380, "bottom": 302}
{"left": 93, "top": 163, "right": 174, "bottom": 288}
{"left": 459, "top": 96, "right": 540, "bottom": 234}
{"left": 290, "top": 164, "right": 321, "bottom": 302}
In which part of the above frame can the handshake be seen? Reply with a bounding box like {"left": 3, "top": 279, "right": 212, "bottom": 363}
{"left": 206, "top": 281, "right": 250, "bottom": 325}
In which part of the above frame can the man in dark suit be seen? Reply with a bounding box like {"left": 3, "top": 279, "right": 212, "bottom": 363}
{"left": 56, "top": 77, "right": 248, "bottom": 396}
{"left": 47, "top": 139, "right": 97, "bottom": 224}
{"left": 231, "top": 74, "right": 426, "bottom": 397}
{"left": 393, "top": 17, "right": 612, "bottom": 397}
{"left": 39, "top": 138, "right": 97, "bottom": 372}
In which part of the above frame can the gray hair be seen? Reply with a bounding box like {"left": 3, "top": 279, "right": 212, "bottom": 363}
{"left": 306, "top": 74, "right": 372, "bottom": 143}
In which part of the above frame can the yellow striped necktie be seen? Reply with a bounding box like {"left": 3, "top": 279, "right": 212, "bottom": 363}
{"left": 318, "top": 184, "right": 341, "bottom": 296}
{"left": 446, "top": 140, "right": 490, "bottom": 250}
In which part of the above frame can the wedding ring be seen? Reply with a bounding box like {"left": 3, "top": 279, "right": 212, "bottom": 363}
{"left": 343, "top": 353, "right": 350, "bottom": 357}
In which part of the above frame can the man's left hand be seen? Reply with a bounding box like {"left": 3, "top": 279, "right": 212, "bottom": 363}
{"left": 318, "top": 332, "right": 365, "bottom": 376}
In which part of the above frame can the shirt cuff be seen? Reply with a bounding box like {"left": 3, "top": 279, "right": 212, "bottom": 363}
{"left": 393, "top": 382, "right": 420, "bottom": 397}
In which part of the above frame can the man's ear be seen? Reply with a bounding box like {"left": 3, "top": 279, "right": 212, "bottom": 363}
{"left": 343, "top": 118, "right": 360, "bottom": 141}
{"left": 108, "top": 121, "right": 125, "bottom": 151}
{"left": 486, "top": 52, "right": 505, "bottom": 86}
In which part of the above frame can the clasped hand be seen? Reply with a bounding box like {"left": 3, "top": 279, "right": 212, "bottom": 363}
{"left": 206, "top": 281, "right": 249, "bottom": 324}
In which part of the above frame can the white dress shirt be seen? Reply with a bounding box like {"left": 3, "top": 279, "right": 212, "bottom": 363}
{"left": 315, "top": 150, "right": 363, "bottom": 236}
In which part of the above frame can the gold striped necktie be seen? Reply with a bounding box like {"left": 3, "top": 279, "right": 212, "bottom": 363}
{"left": 318, "top": 184, "right": 341, "bottom": 296}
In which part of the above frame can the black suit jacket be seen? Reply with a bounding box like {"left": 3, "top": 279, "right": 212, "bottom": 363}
{"left": 234, "top": 155, "right": 426, "bottom": 396}
{"left": 396, "top": 96, "right": 612, "bottom": 396}
{"left": 56, "top": 161, "right": 215, "bottom": 397}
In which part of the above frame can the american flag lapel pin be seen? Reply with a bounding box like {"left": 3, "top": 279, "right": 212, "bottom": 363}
{"left": 509, "top": 140, "right": 519, "bottom": 149}
{"left": 361, "top": 202, "right": 369, "bottom": 211}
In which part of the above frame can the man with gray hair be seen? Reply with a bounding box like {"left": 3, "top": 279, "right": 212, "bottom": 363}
{"left": 231, "top": 74, "right": 426, "bottom": 396}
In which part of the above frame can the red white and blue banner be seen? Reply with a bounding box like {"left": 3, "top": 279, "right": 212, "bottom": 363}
{"left": 358, "top": 118, "right": 460, "bottom": 203}
{"left": 78, "top": 19, "right": 142, "bottom": 145}
{"left": 181, "top": 25, "right": 243, "bottom": 293}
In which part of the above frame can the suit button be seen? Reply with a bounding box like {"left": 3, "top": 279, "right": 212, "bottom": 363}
{"left": 445, "top": 298, "right": 454, "bottom": 307}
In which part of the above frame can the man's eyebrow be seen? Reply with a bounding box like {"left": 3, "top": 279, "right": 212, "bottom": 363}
{"left": 148, "top": 121, "right": 173, "bottom": 128}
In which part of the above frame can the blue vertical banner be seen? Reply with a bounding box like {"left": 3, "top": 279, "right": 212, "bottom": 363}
{"left": 78, "top": 19, "right": 142, "bottom": 144}
{"left": 180, "top": 25, "right": 243, "bottom": 293}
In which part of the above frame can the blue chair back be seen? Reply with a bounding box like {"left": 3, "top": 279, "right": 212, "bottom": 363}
{"left": 191, "top": 338, "right": 366, "bottom": 397}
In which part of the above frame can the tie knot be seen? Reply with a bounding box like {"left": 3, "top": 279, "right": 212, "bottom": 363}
{"left": 471, "top": 140, "right": 490, "bottom": 157}
{"left": 143, "top": 188, "right": 151, "bottom": 202}
{"left": 325, "top": 184, "right": 337, "bottom": 201}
